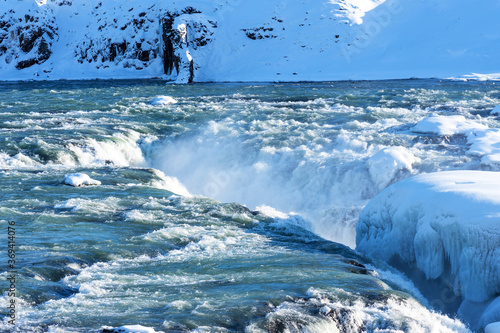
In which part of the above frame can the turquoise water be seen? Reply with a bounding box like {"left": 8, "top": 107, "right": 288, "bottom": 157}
{"left": 1, "top": 79, "right": 497, "bottom": 332}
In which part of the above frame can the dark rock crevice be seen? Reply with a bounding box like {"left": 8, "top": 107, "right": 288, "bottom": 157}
{"left": 160, "top": 8, "right": 216, "bottom": 82}
{"left": 0, "top": 6, "right": 58, "bottom": 70}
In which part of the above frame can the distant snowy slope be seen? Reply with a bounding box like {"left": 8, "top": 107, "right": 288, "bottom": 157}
{"left": 356, "top": 171, "right": 500, "bottom": 331}
{"left": 1, "top": 0, "right": 500, "bottom": 81}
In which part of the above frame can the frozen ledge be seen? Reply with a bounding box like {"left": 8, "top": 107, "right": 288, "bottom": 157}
{"left": 355, "top": 170, "right": 500, "bottom": 331}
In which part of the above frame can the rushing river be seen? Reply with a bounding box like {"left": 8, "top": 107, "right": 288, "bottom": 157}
{"left": 1, "top": 79, "right": 498, "bottom": 332}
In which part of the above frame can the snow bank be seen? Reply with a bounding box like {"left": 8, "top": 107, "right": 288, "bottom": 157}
{"left": 410, "top": 115, "right": 487, "bottom": 136}
{"left": 457, "top": 73, "right": 500, "bottom": 82}
{"left": 356, "top": 170, "right": 500, "bottom": 330}
{"left": 63, "top": 173, "right": 101, "bottom": 187}
{"left": 411, "top": 115, "right": 500, "bottom": 170}
{"left": 149, "top": 96, "right": 177, "bottom": 106}
{"left": 367, "top": 146, "right": 419, "bottom": 191}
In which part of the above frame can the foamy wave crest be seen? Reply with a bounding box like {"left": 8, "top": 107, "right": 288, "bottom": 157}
{"left": 0, "top": 152, "right": 40, "bottom": 169}
{"left": 67, "top": 131, "right": 149, "bottom": 167}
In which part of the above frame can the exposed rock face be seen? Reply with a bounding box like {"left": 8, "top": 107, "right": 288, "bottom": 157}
{"left": 0, "top": 1, "right": 57, "bottom": 71}
{"left": 74, "top": 2, "right": 160, "bottom": 71}
{"left": 0, "top": 1, "right": 217, "bottom": 82}
{"left": 161, "top": 7, "right": 216, "bottom": 83}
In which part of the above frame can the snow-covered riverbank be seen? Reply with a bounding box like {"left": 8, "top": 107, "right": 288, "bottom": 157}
{"left": 1, "top": 0, "right": 499, "bottom": 82}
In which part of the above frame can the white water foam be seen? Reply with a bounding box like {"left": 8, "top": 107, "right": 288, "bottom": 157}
{"left": 67, "top": 131, "right": 147, "bottom": 167}
{"left": 147, "top": 100, "right": 444, "bottom": 248}
{"left": 246, "top": 288, "right": 471, "bottom": 333}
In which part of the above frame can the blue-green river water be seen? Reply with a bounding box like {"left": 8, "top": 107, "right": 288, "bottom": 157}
{"left": 1, "top": 79, "right": 498, "bottom": 332}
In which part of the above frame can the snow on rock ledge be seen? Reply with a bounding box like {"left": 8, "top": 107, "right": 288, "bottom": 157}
{"left": 410, "top": 115, "right": 487, "bottom": 136}
{"left": 356, "top": 171, "right": 500, "bottom": 329}
{"left": 411, "top": 115, "right": 500, "bottom": 170}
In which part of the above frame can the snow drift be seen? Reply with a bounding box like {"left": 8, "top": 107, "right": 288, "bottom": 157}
{"left": 356, "top": 170, "right": 500, "bottom": 331}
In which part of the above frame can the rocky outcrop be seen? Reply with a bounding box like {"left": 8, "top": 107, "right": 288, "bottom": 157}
{"left": 0, "top": 1, "right": 57, "bottom": 71}
{"left": 0, "top": 1, "right": 237, "bottom": 82}
{"left": 0, "top": 1, "right": 217, "bottom": 82}
{"left": 74, "top": 2, "right": 160, "bottom": 71}
{"left": 161, "top": 7, "right": 216, "bottom": 83}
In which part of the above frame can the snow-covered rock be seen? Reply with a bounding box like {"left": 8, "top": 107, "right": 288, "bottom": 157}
{"left": 410, "top": 115, "right": 487, "bottom": 136}
{"left": 102, "top": 325, "right": 164, "bottom": 333}
{"left": 1, "top": 0, "right": 500, "bottom": 81}
{"left": 367, "top": 146, "right": 419, "bottom": 191}
{"left": 149, "top": 95, "right": 177, "bottom": 106}
{"left": 0, "top": 0, "right": 57, "bottom": 71}
{"left": 161, "top": 8, "right": 216, "bottom": 83}
{"left": 63, "top": 173, "right": 101, "bottom": 187}
{"left": 356, "top": 170, "right": 500, "bottom": 331}
{"left": 411, "top": 115, "right": 500, "bottom": 170}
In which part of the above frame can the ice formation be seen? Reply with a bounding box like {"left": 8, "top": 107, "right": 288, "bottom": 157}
{"left": 356, "top": 170, "right": 500, "bottom": 330}
{"left": 485, "top": 322, "right": 500, "bottom": 333}
{"left": 367, "top": 146, "right": 419, "bottom": 191}
{"left": 410, "top": 115, "right": 487, "bottom": 136}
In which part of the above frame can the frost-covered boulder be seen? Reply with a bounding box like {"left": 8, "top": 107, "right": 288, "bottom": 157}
{"left": 410, "top": 115, "right": 487, "bottom": 136}
{"left": 367, "top": 146, "right": 419, "bottom": 191}
{"left": 63, "top": 173, "right": 101, "bottom": 187}
{"left": 356, "top": 170, "right": 500, "bottom": 330}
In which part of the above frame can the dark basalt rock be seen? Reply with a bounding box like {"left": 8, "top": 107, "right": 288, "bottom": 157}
{"left": 344, "top": 259, "right": 369, "bottom": 275}
{"left": 0, "top": 3, "right": 57, "bottom": 69}
{"left": 74, "top": 4, "right": 159, "bottom": 70}
{"left": 2, "top": 2, "right": 215, "bottom": 81}
{"left": 242, "top": 26, "right": 277, "bottom": 40}
{"left": 160, "top": 11, "right": 181, "bottom": 76}
{"left": 160, "top": 8, "right": 216, "bottom": 82}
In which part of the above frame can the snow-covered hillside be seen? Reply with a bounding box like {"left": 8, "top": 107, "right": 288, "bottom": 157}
{"left": 1, "top": 0, "right": 499, "bottom": 82}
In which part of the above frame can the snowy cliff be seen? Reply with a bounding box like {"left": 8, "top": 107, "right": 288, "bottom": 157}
{"left": 1, "top": 0, "right": 500, "bottom": 82}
